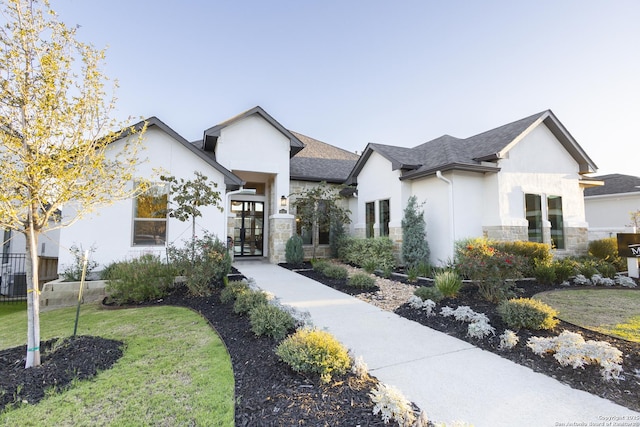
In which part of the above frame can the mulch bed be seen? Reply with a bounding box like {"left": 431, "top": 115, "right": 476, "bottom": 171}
{"left": 0, "top": 281, "right": 398, "bottom": 425}
{"left": 0, "top": 336, "right": 123, "bottom": 412}
{"left": 286, "top": 265, "right": 640, "bottom": 413}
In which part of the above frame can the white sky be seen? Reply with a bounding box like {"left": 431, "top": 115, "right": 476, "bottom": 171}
{"left": 52, "top": 0, "right": 639, "bottom": 177}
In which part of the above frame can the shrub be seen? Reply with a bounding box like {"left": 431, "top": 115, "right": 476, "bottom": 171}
{"left": 414, "top": 286, "right": 443, "bottom": 303}
{"left": 434, "top": 270, "right": 462, "bottom": 298}
{"left": 527, "top": 330, "right": 623, "bottom": 381}
{"left": 275, "top": 328, "right": 351, "bottom": 383}
{"left": 338, "top": 237, "right": 396, "bottom": 271}
{"left": 589, "top": 237, "right": 625, "bottom": 271}
{"left": 249, "top": 304, "right": 296, "bottom": 340}
{"left": 233, "top": 289, "right": 269, "bottom": 314}
{"left": 285, "top": 235, "right": 304, "bottom": 266}
{"left": 323, "top": 264, "right": 348, "bottom": 280}
{"left": 499, "top": 330, "right": 520, "bottom": 350}
{"left": 370, "top": 383, "right": 416, "bottom": 426}
{"left": 415, "top": 261, "right": 432, "bottom": 278}
{"left": 595, "top": 261, "right": 617, "bottom": 279}
{"left": 533, "top": 261, "right": 557, "bottom": 285}
{"left": 167, "top": 233, "right": 231, "bottom": 296}
{"left": 455, "top": 238, "right": 526, "bottom": 302}
{"left": 401, "top": 195, "right": 430, "bottom": 270}
{"left": 498, "top": 298, "right": 559, "bottom": 330}
{"left": 362, "top": 259, "right": 377, "bottom": 274}
{"left": 347, "top": 272, "right": 377, "bottom": 289}
{"left": 62, "top": 244, "right": 99, "bottom": 281}
{"left": 554, "top": 258, "right": 579, "bottom": 282}
{"left": 577, "top": 259, "right": 599, "bottom": 279}
{"left": 105, "top": 254, "right": 176, "bottom": 304}
{"left": 220, "top": 280, "right": 249, "bottom": 304}
{"left": 406, "top": 266, "right": 419, "bottom": 283}
{"left": 492, "top": 240, "right": 552, "bottom": 276}
{"left": 311, "top": 258, "right": 330, "bottom": 274}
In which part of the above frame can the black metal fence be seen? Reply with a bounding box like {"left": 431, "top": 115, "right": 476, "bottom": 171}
{"left": 0, "top": 253, "right": 27, "bottom": 302}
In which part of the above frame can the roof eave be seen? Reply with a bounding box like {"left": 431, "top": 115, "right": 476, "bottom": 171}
{"left": 400, "top": 163, "right": 500, "bottom": 181}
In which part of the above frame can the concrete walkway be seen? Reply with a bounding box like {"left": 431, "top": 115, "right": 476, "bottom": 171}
{"left": 234, "top": 260, "right": 639, "bottom": 427}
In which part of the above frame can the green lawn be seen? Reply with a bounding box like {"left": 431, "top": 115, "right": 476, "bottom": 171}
{"left": 0, "top": 303, "right": 234, "bottom": 426}
{"left": 534, "top": 289, "right": 640, "bottom": 343}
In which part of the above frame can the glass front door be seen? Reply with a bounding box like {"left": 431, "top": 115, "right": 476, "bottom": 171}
{"left": 232, "top": 201, "right": 264, "bottom": 257}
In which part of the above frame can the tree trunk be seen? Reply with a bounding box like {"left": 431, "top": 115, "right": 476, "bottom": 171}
{"left": 24, "top": 221, "right": 41, "bottom": 368}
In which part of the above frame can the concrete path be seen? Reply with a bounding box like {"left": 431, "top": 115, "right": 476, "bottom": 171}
{"left": 234, "top": 260, "right": 639, "bottom": 427}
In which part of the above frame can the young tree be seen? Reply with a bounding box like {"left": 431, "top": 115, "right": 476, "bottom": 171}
{"left": 630, "top": 210, "right": 640, "bottom": 231}
{"left": 0, "top": 0, "right": 146, "bottom": 368}
{"left": 292, "top": 182, "right": 351, "bottom": 259}
{"left": 160, "top": 171, "right": 223, "bottom": 244}
{"left": 401, "top": 196, "right": 430, "bottom": 269}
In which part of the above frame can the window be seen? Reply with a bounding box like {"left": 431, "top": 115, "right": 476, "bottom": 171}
{"left": 133, "top": 184, "right": 168, "bottom": 246}
{"left": 365, "top": 202, "right": 375, "bottom": 238}
{"left": 547, "top": 195, "right": 565, "bottom": 249}
{"left": 295, "top": 200, "right": 329, "bottom": 245}
{"left": 525, "top": 194, "right": 542, "bottom": 243}
{"left": 2, "top": 229, "right": 10, "bottom": 263}
{"left": 379, "top": 199, "right": 390, "bottom": 237}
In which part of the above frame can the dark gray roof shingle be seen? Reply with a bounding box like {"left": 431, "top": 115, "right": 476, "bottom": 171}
{"left": 289, "top": 131, "right": 359, "bottom": 182}
{"left": 584, "top": 174, "right": 640, "bottom": 196}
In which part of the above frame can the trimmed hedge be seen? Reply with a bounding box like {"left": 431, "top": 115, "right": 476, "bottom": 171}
{"left": 498, "top": 298, "right": 559, "bottom": 330}
{"left": 338, "top": 237, "right": 396, "bottom": 271}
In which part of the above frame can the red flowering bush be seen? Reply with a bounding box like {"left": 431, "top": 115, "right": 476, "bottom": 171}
{"left": 455, "top": 238, "right": 527, "bottom": 302}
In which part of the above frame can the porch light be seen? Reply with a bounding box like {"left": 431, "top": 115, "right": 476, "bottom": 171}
{"left": 280, "top": 195, "right": 287, "bottom": 207}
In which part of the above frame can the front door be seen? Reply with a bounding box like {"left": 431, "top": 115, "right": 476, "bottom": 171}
{"left": 232, "top": 201, "right": 264, "bottom": 257}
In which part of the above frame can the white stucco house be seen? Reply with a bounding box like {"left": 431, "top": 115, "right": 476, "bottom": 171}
{"left": 58, "top": 107, "right": 359, "bottom": 270}
{"left": 58, "top": 107, "right": 600, "bottom": 271}
{"left": 346, "top": 110, "right": 601, "bottom": 264}
{"left": 584, "top": 174, "right": 640, "bottom": 240}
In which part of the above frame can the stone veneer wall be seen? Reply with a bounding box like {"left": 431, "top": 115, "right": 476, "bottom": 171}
{"left": 482, "top": 226, "right": 528, "bottom": 242}
{"left": 562, "top": 226, "right": 589, "bottom": 257}
{"left": 268, "top": 215, "right": 295, "bottom": 263}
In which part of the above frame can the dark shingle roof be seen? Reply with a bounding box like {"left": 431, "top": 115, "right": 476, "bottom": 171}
{"left": 348, "top": 110, "right": 598, "bottom": 183}
{"left": 584, "top": 174, "right": 640, "bottom": 196}
{"left": 289, "top": 131, "right": 359, "bottom": 182}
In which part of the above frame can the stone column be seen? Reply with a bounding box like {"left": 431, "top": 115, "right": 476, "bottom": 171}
{"left": 269, "top": 214, "right": 295, "bottom": 264}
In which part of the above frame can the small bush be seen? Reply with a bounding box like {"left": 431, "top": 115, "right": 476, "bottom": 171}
{"left": 285, "top": 235, "right": 304, "bottom": 266}
{"left": 414, "top": 286, "right": 443, "bottom": 303}
{"left": 498, "top": 298, "right": 559, "bottom": 330}
{"left": 406, "top": 266, "right": 419, "bottom": 283}
{"left": 577, "top": 259, "right": 599, "bottom": 279}
{"left": 347, "top": 273, "right": 377, "bottom": 289}
{"left": 311, "top": 259, "right": 330, "bottom": 274}
{"left": 167, "top": 233, "right": 231, "bottom": 296}
{"left": 249, "top": 304, "right": 296, "bottom": 340}
{"left": 362, "top": 259, "right": 377, "bottom": 274}
{"left": 233, "top": 289, "right": 269, "bottom": 314}
{"left": 105, "top": 255, "right": 176, "bottom": 304}
{"left": 220, "top": 280, "right": 249, "bottom": 304}
{"left": 533, "top": 262, "right": 557, "bottom": 285}
{"left": 275, "top": 328, "right": 351, "bottom": 383}
{"left": 62, "top": 244, "right": 99, "bottom": 281}
{"left": 370, "top": 383, "right": 416, "bottom": 426}
{"left": 434, "top": 270, "right": 462, "bottom": 298}
{"left": 595, "top": 261, "right": 617, "bottom": 279}
{"left": 415, "top": 261, "right": 432, "bottom": 278}
{"left": 323, "top": 264, "right": 348, "bottom": 280}
{"left": 554, "top": 258, "right": 579, "bottom": 282}
{"left": 589, "top": 238, "right": 625, "bottom": 271}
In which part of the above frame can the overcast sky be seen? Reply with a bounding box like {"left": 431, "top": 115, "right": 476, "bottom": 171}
{"left": 51, "top": 0, "right": 639, "bottom": 176}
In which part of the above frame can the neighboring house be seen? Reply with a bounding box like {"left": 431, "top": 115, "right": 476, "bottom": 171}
{"left": 58, "top": 107, "right": 358, "bottom": 270}
{"left": 584, "top": 174, "right": 640, "bottom": 240}
{"left": 1, "top": 227, "right": 59, "bottom": 296}
{"left": 58, "top": 107, "right": 601, "bottom": 271}
{"left": 346, "top": 110, "right": 600, "bottom": 265}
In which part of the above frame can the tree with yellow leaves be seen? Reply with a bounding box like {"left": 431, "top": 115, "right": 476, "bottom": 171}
{"left": 0, "top": 0, "right": 146, "bottom": 368}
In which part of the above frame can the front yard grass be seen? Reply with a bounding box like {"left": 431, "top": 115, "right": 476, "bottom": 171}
{"left": 0, "top": 303, "right": 234, "bottom": 426}
{"left": 533, "top": 289, "right": 640, "bottom": 343}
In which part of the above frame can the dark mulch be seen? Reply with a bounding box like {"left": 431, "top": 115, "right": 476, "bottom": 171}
{"left": 1, "top": 281, "right": 396, "bottom": 425}
{"left": 286, "top": 265, "right": 640, "bottom": 413}
{"left": 0, "top": 336, "right": 123, "bottom": 412}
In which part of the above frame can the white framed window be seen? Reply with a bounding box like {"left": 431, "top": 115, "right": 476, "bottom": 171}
{"left": 525, "top": 193, "right": 564, "bottom": 249}
{"left": 132, "top": 183, "right": 168, "bottom": 246}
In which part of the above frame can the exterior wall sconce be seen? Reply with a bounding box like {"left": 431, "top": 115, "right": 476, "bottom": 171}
{"left": 279, "top": 195, "right": 288, "bottom": 214}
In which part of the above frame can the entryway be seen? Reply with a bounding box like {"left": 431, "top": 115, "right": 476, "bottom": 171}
{"left": 231, "top": 201, "right": 264, "bottom": 257}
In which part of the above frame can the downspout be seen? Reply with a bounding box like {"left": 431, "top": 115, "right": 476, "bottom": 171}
{"left": 436, "top": 171, "right": 455, "bottom": 260}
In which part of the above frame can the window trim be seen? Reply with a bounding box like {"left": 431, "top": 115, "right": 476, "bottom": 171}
{"left": 379, "top": 199, "right": 390, "bottom": 237}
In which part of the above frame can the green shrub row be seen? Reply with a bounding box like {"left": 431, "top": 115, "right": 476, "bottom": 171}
{"left": 104, "top": 254, "right": 176, "bottom": 305}
{"left": 347, "top": 272, "right": 377, "bottom": 289}
{"left": 337, "top": 237, "right": 396, "bottom": 271}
